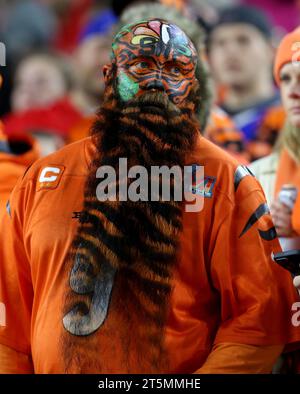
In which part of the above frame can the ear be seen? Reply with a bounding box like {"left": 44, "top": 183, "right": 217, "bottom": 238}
{"left": 103, "top": 64, "right": 113, "bottom": 84}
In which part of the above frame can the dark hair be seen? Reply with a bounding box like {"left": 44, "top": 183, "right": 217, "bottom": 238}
{"left": 111, "top": 0, "right": 158, "bottom": 17}
{"left": 208, "top": 4, "right": 273, "bottom": 42}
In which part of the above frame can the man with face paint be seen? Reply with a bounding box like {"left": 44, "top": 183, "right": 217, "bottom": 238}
{"left": 0, "top": 19, "right": 300, "bottom": 374}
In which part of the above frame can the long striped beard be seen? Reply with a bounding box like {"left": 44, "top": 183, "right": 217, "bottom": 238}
{"left": 61, "top": 71, "right": 201, "bottom": 373}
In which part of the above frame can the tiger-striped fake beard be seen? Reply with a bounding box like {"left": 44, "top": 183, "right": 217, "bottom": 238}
{"left": 61, "top": 65, "right": 202, "bottom": 373}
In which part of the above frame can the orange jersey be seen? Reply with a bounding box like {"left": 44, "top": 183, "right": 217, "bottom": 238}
{"left": 206, "top": 107, "right": 243, "bottom": 147}
{"left": 0, "top": 136, "right": 299, "bottom": 373}
{"left": 206, "top": 107, "right": 249, "bottom": 164}
{"left": 0, "top": 131, "right": 39, "bottom": 217}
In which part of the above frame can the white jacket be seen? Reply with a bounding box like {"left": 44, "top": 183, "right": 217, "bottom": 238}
{"left": 249, "top": 152, "right": 300, "bottom": 250}
{"left": 248, "top": 152, "right": 279, "bottom": 206}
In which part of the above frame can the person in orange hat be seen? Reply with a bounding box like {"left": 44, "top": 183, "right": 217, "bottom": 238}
{"left": 0, "top": 19, "right": 299, "bottom": 374}
{"left": 249, "top": 28, "right": 300, "bottom": 341}
{"left": 250, "top": 27, "right": 300, "bottom": 250}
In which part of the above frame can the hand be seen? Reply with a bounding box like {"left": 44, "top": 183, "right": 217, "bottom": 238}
{"left": 293, "top": 276, "right": 300, "bottom": 296}
{"left": 270, "top": 199, "right": 295, "bottom": 237}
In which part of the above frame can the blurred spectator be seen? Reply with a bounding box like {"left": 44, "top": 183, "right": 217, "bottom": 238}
{"left": 249, "top": 27, "right": 300, "bottom": 250}
{"left": 71, "top": 9, "right": 117, "bottom": 115}
{"left": 0, "top": 0, "right": 56, "bottom": 63}
{"left": 11, "top": 52, "right": 73, "bottom": 113}
{"left": 250, "top": 28, "right": 300, "bottom": 373}
{"left": 4, "top": 99, "right": 82, "bottom": 156}
{"left": 0, "top": 129, "right": 40, "bottom": 216}
{"left": 208, "top": 5, "right": 282, "bottom": 161}
{"left": 49, "top": 0, "right": 110, "bottom": 54}
{"left": 0, "top": 74, "right": 39, "bottom": 216}
{"left": 0, "top": 0, "right": 57, "bottom": 117}
{"left": 3, "top": 52, "right": 82, "bottom": 155}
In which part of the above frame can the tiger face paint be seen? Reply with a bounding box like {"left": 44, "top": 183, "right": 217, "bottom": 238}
{"left": 110, "top": 19, "right": 198, "bottom": 106}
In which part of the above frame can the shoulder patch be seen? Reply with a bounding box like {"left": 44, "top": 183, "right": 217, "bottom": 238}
{"left": 193, "top": 175, "right": 216, "bottom": 198}
{"left": 37, "top": 165, "right": 65, "bottom": 191}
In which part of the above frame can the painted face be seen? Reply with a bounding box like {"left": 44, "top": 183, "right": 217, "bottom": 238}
{"left": 111, "top": 19, "right": 198, "bottom": 105}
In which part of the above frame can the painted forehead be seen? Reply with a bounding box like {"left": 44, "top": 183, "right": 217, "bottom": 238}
{"left": 112, "top": 19, "right": 197, "bottom": 63}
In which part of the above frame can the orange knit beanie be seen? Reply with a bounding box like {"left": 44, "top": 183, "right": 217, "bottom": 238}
{"left": 274, "top": 27, "right": 300, "bottom": 85}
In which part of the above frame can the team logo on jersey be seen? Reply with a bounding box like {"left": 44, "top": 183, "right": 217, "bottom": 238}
{"left": 37, "top": 165, "right": 65, "bottom": 191}
{"left": 186, "top": 164, "right": 216, "bottom": 198}
{"left": 192, "top": 174, "right": 216, "bottom": 198}
{"left": 197, "top": 176, "right": 216, "bottom": 198}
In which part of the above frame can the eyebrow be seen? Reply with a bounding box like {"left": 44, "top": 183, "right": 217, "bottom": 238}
{"left": 127, "top": 55, "right": 192, "bottom": 69}
{"left": 280, "top": 68, "right": 293, "bottom": 78}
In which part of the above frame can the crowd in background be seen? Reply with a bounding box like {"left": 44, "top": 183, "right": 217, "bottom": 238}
{"left": 0, "top": 2, "right": 298, "bottom": 150}
{"left": 0, "top": 0, "right": 299, "bottom": 159}
{"left": 0, "top": 0, "right": 300, "bottom": 234}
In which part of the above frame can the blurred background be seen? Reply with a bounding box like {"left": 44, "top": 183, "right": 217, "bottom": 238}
{"left": 0, "top": 0, "right": 299, "bottom": 161}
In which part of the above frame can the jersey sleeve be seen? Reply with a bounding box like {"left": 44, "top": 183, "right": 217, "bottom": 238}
{"left": 210, "top": 174, "right": 300, "bottom": 347}
{"left": 0, "top": 344, "right": 33, "bottom": 373}
{"left": 196, "top": 342, "right": 283, "bottom": 374}
{"left": 0, "top": 176, "right": 34, "bottom": 360}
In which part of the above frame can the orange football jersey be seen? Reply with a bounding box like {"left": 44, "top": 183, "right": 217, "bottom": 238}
{"left": 0, "top": 136, "right": 299, "bottom": 373}
{"left": 0, "top": 130, "right": 39, "bottom": 218}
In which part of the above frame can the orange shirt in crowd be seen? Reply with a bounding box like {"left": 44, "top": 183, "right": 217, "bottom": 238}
{"left": 247, "top": 106, "right": 286, "bottom": 162}
{"left": 0, "top": 136, "right": 299, "bottom": 373}
{"left": 206, "top": 107, "right": 248, "bottom": 164}
{"left": 0, "top": 129, "right": 40, "bottom": 217}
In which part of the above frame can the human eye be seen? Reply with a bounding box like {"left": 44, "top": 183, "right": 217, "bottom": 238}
{"left": 280, "top": 73, "right": 291, "bottom": 83}
{"left": 166, "top": 63, "right": 182, "bottom": 76}
{"left": 212, "top": 38, "right": 225, "bottom": 48}
{"left": 138, "top": 61, "right": 149, "bottom": 69}
{"left": 170, "top": 66, "right": 181, "bottom": 74}
{"left": 129, "top": 60, "right": 150, "bottom": 73}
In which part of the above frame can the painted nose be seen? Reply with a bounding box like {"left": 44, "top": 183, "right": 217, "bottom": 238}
{"left": 146, "top": 80, "right": 165, "bottom": 92}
